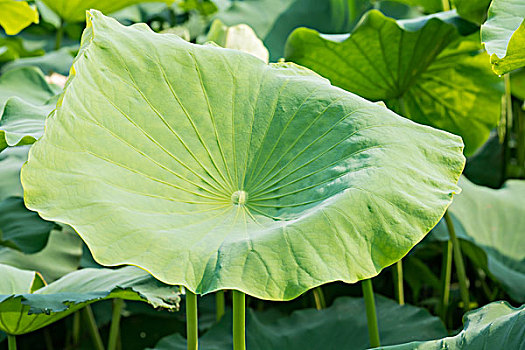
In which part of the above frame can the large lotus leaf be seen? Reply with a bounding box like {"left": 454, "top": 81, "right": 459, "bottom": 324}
{"left": 0, "top": 146, "right": 27, "bottom": 201}
{"left": 0, "top": 197, "right": 55, "bottom": 254}
{"left": 215, "top": 0, "right": 370, "bottom": 61}
{"left": 454, "top": 0, "right": 492, "bottom": 24}
{"left": 0, "top": 264, "right": 44, "bottom": 295}
{"left": 41, "top": 0, "right": 175, "bottom": 22}
{"left": 206, "top": 19, "right": 269, "bottom": 63}
{"left": 0, "top": 0, "right": 38, "bottom": 35}
{"left": 0, "top": 226, "right": 82, "bottom": 282}
{"left": 0, "top": 264, "right": 180, "bottom": 335}
{"left": 0, "top": 96, "right": 54, "bottom": 151}
{"left": 22, "top": 11, "right": 465, "bottom": 300}
{"left": 481, "top": 0, "right": 525, "bottom": 74}
{"left": 151, "top": 295, "right": 447, "bottom": 350}
{"left": 384, "top": 0, "right": 443, "bottom": 13}
{"left": 285, "top": 10, "right": 502, "bottom": 155}
{"left": 433, "top": 176, "right": 525, "bottom": 302}
{"left": 0, "top": 66, "right": 60, "bottom": 109}
{"left": 378, "top": 301, "right": 524, "bottom": 349}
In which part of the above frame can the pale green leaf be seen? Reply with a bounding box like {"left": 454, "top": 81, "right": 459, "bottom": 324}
{"left": 481, "top": 0, "right": 525, "bottom": 74}
{"left": 151, "top": 295, "right": 447, "bottom": 350}
{"left": 41, "top": 0, "right": 175, "bottom": 22}
{"left": 22, "top": 11, "right": 465, "bottom": 300}
{"left": 285, "top": 10, "right": 502, "bottom": 155}
{"left": 0, "top": 146, "right": 27, "bottom": 201}
{"left": 454, "top": 0, "right": 491, "bottom": 25}
{"left": 378, "top": 301, "right": 524, "bottom": 349}
{"left": 0, "top": 0, "right": 39, "bottom": 35}
{"left": 0, "top": 264, "right": 180, "bottom": 335}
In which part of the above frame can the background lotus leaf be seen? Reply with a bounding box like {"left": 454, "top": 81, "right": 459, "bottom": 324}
{"left": 215, "top": 0, "right": 370, "bottom": 61}
{"left": 41, "top": 0, "right": 175, "bottom": 23}
{"left": 0, "top": 0, "right": 39, "bottom": 35}
{"left": 432, "top": 176, "right": 525, "bottom": 302}
{"left": 378, "top": 301, "right": 524, "bottom": 349}
{"left": 151, "top": 295, "right": 447, "bottom": 350}
{"left": 285, "top": 10, "right": 502, "bottom": 155}
{"left": 0, "top": 264, "right": 180, "bottom": 335}
{"left": 481, "top": 0, "right": 525, "bottom": 74}
{"left": 454, "top": 0, "right": 492, "bottom": 25}
{"left": 22, "top": 11, "right": 465, "bottom": 301}
{"left": 0, "top": 146, "right": 27, "bottom": 200}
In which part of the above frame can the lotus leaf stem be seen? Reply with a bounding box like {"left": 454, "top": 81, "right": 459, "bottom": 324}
{"left": 216, "top": 291, "right": 225, "bottom": 322}
{"left": 233, "top": 290, "right": 246, "bottom": 350}
{"left": 108, "top": 299, "right": 124, "bottom": 350}
{"left": 82, "top": 306, "right": 105, "bottom": 350}
{"left": 186, "top": 290, "right": 198, "bottom": 350}
{"left": 55, "top": 20, "right": 64, "bottom": 50}
{"left": 313, "top": 286, "right": 327, "bottom": 310}
{"left": 441, "top": 0, "right": 450, "bottom": 11}
{"left": 362, "top": 279, "right": 380, "bottom": 348}
{"left": 393, "top": 260, "right": 404, "bottom": 305}
{"left": 7, "top": 334, "right": 16, "bottom": 350}
{"left": 439, "top": 240, "right": 453, "bottom": 322}
{"left": 444, "top": 211, "right": 470, "bottom": 311}
{"left": 72, "top": 311, "right": 81, "bottom": 345}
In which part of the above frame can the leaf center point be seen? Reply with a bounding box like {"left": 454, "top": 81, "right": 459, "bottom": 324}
{"left": 231, "top": 190, "right": 248, "bottom": 205}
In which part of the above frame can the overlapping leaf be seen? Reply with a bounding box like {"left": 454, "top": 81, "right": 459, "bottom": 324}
{"left": 41, "top": 0, "right": 175, "bottom": 22}
{"left": 215, "top": 0, "right": 370, "bottom": 60}
{"left": 379, "top": 301, "right": 524, "bottom": 349}
{"left": 285, "top": 10, "right": 502, "bottom": 155}
{"left": 481, "top": 0, "right": 525, "bottom": 74}
{"left": 0, "top": 146, "right": 27, "bottom": 200}
{"left": 433, "top": 176, "right": 525, "bottom": 302}
{"left": 22, "top": 11, "right": 465, "bottom": 300}
{"left": 0, "top": 264, "right": 180, "bottom": 335}
{"left": 0, "top": 0, "right": 39, "bottom": 35}
{"left": 151, "top": 295, "right": 447, "bottom": 350}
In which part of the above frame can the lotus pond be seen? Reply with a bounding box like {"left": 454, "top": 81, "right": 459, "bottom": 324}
{"left": 0, "top": 0, "right": 524, "bottom": 349}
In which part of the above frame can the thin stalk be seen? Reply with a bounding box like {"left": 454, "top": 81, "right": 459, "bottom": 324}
{"left": 55, "top": 19, "right": 64, "bottom": 50}
{"left": 441, "top": 0, "right": 450, "bottom": 11}
{"left": 72, "top": 311, "right": 81, "bottom": 346}
{"left": 444, "top": 211, "right": 470, "bottom": 311}
{"left": 439, "top": 240, "right": 453, "bottom": 322}
{"left": 44, "top": 329, "right": 54, "bottom": 350}
{"left": 8, "top": 334, "right": 16, "bottom": 350}
{"left": 232, "top": 291, "right": 246, "bottom": 350}
{"left": 186, "top": 290, "right": 198, "bottom": 350}
{"left": 82, "top": 306, "right": 105, "bottom": 350}
{"left": 362, "top": 279, "right": 380, "bottom": 348}
{"left": 393, "top": 260, "right": 404, "bottom": 305}
{"left": 216, "top": 291, "right": 225, "bottom": 322}
{"left": 108, "top": 299, "right": 124, "bottom": 350}
{"left": 312, "top": 287, "right": 327, "bottom": 310}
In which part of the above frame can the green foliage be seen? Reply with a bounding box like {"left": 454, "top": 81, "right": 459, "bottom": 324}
{"left": 152, "top": 296, "right": 447, "bottom": 349}
{"left": 0, "top": 0, "right": 39, "bottom": 35}
{"left": 433, "top": 176, "right": 525, "bottom": 302}
{"left": 481, "top": 0, "right": 525, "bottom": 74}
{"left": 379, "top": 301, "right": 524, "bottom": 349}
{"left": 22, "top": 11, "right": 465, "bottom": 301}
{"left": 454, "top": 0, "right": 491, "bottom": 24}
{"left": 0, "top": 264, "right": 180, "bottom": 335}
{"left": 285, "top": 10, "right": 502, "bottom": 155}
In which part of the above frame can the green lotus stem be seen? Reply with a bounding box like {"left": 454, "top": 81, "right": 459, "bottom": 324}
{"left": 439, "top": 240, "right": 453, "bottom": 322}
{"left": 82, "top": 306, "right": 105, "bottom": 350}
{"left": 393, "top": 260, "right": 404, "bottom": 305}
{"left": 362, "top": 279, "right": 380, "bottom": 348}
{"left": 233, "top": 290, "right": 246, "bottom": 350}
{"left": 216, "top": 290, "right": 225, "bottom": 322}
{"left": 186, "top": 290, "right": 198, "bottom": 350}
{"left": 72, "top": 311, "right": 81, "bottom": 345}
{"left": 444, "top": 211, "right": 470, "bottom": 311}
{"left": 441, "top": 0, "right": 450, "bottom": 11}
{"left": 312, "top": 286, "right": 327, "bottom": 310}
{"left": 7, "top": 334, "right": 16, "bottom": 350}
{"left": 108, "top": 299, "right": 124, "bottom": 350}
{"left": 55, "top": 19, "right": 64, "bottom": 50}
